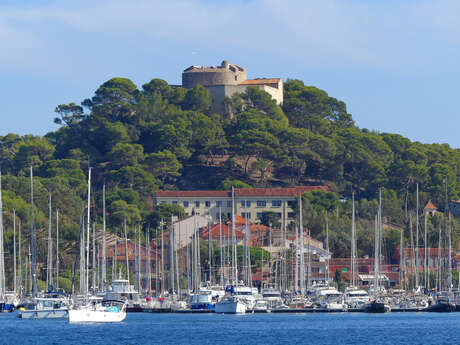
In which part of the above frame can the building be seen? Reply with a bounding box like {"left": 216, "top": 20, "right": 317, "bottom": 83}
{"left": 424, "top": 200, "right": 437, "bottom": 216}
{"left": 449, "top": 200, "right": 460, "bottom": 216}
{"left": 154, "top": 186, "right": 329, "bottom": 225}
{"left": 182, "top": 60, "right": 283, "bottom": 113}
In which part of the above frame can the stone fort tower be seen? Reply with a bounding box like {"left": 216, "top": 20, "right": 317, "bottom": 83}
{"left": 182, "top": 60, "right": 283, "bottom": 113}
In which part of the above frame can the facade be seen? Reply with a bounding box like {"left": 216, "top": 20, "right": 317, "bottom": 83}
{"left": 424, "top": 200, "right": 437, "bottom": 216}
{"left": 182, "top": 60, "right": 283, "bottom": 113}
{"left": 154, "top": 186, "right": 329, "bottom": 225}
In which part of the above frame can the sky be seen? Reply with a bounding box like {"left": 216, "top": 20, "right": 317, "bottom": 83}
{"left": 1, "top": 0, "right": 459, "bottom": 147}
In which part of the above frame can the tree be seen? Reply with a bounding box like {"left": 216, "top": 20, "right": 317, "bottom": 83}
{"left": 182, "top": 85, "right": 212, "bottom": 113}
{"left": 82, "top": 77, "right": 138, "bottom": 121}
{"left": 147, "top": 203, "right": 186, "bottom": 229}
{"left": 54, "top": 102, "right": 86, "bottom": 127}
{"left": 144, "top": 150, "right": 182, "bottom": 185}
{"left": 108, "top": 142, "right": 144, "bottom": 169}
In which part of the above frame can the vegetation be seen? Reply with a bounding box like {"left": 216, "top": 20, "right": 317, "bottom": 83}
{"left": 1, "top": 76, "right": 460, "bottom": 284}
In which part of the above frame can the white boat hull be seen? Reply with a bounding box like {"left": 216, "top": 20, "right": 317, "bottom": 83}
{"left": 68, "top": 309, "right": 126, "bottom": 323}
{"left": 215, "top": 300, "right": 246, "bottom": 314}
{"left": 19, "top": 309, "right": 69, "bottom": 319}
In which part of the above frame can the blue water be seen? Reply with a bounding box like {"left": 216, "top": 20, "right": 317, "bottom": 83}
{"left": 2, "top": 312, "right": 460, "bottom": 344}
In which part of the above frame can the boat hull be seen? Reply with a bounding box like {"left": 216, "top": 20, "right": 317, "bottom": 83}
{"left": 0, "top": 303, "right": 15, "bottom": 313}
{"left": 427, "top": 302, "right": 455, "bottom": 312}
{"left": 68, "top": 309, "right": 126, "bottom": 323}
{"left": 215, "top": 301, "right": 246, "bottom": 314}
{"left": 365, "top": 302, "right": 390, "bottom": 313}
{"left": 19, "top": 309, "right": 69, "bottom": 319}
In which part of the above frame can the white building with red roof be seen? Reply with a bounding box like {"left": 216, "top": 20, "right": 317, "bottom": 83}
{"left": 154, "top": 185, "right": 329, "bottom": 225}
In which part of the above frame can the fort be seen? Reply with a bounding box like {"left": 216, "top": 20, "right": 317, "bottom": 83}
{"left": 182, "top": 60, "right": 283, "bottom": 113}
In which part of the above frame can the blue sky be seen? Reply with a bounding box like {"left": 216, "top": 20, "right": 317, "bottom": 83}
{"left": 1, "top": 0, "right": 459, "bottom": 147}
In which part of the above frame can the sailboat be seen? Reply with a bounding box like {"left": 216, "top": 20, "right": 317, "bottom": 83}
{"left": 69, "top": 168, "right": 127, "bottom": 323}
{"left": 0, "top": 171, "right": 19, "bottom": 312}
{"left": 215, "top": 187, "right": 246, "bottom": 314}
{"left": 364, "top": 189, "right": 390, "bottom": 313}
{"left": 19, "top": 174, "right": 72, "bottom": 319}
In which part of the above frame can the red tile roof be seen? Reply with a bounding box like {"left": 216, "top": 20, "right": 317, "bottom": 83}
{"left": 156, "top": 186, "right": 329, "bottom": 198}
{"left": 424, "top": 200, "right": 437, "bottom": 210}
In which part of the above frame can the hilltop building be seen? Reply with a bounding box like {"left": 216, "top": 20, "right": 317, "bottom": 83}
{"left": 182, "top": 60, "right": 283, "bottom": 113}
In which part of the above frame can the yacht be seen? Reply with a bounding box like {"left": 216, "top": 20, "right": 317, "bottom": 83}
{"left": 253, "top": 300, "right": 269, "bottom": 312}
{"left": 68, "top": 298, "right": 127, "bottom": 323}
{"left": 314, "top": 286, "right": 346, "bottom": 311}
{"left": 344, "top": 287, "right": 370, "bottom": 309}
{"left": 104, "top": 279, "right": 141, "bottom": 312}
{"left": 261, "top": 288, "right": 287, "bottom": 310}
{"left": 0, "top": 291, "right": 19, "bottom": 312}
{"left": 232, "top": 284, "right": 256, "bottom": 310}
{"left": 19, "top": 295, "right": 72, "bottom": 319}
{"left": 189, "top": 288, "right": 216, "bottom": 310}
{"left": 215, "top": 295, "right": 246, "bottom": 314}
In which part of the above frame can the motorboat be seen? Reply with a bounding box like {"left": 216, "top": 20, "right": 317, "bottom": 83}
{"left": 253, "top": 300, "right": 269, "bottom": 312}
{"left": 215, "top": 295, "right": 246, "bottom": 314}
{"left": 314, "top": 286, "right": 346, "bottom": 311}
{"left": 19, "top": 296, "right": 72, "bottom": 319}
{"left": 105, "top": 279, "right": 141, "bottom": 312}
{"left": 231, "top": 284, "right": 256, "bottom": 310}
{"left": 261, "top": 288, "right": 287, "bottom": 310}
{"left": 69, "top": 299, "right": 127, "bottom": 323}
{"left": 427, "top": 293, "right": 455, "bottom": 312}
{"left": 344, "top": 287, "right": 370, "bottom": 309}
{"left": 0, "top": 291, "right": 19, "bottom": 312}
{"left": 363, "top": 299, "right": 391, "bottom": 313}
{"left": 189, "top": 288, "right": 216, "bottom": 310}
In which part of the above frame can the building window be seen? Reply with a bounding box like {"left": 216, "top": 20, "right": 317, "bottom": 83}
{"left": 287, "top": 200, "right": 295, "bottom": 207}
{"left": 227, "top": 213, "right": 232, "bottom": 219}
{"left": 272, "top": 200, "right": 282, "bottom": 207}
{"left": 242, "top": 212, "right": 251, "bottom": 219}
{"left": 172, "top": 201, "right": 178, "bottom": 205}
{"left": 246, "top": 200, "right": 251, "bottom": 207}
{"left": 277, "top": 212, "right": 282, "bottom": 218}
{"left": 205, "top": 201, "right": 211, "bottom": 208}
{"left": 216, "top": 200, "right": 222, "bottom": 207}
{"left": 257, "top": 200, "right": 266, "bottom": 207}
{"left": 288, "top": 212, "right": 295, "bottom": 219}
{"left": 227, "top": 201, "right": 233, "bottom": 207}
{"left": 241, "top": 200, "right": 246, "bottom": 208}
{"left": 257, "top": 213, "right": 263, "bottom": 219}
{"left": 195, "top": 201, "right": 200, "bottom": 208}
{"left": 183, "top": 201, "right": 189, "bottom": 208}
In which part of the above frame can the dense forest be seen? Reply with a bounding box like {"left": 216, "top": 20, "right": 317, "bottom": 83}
{"left": 1, "top": 77, "right": 460, "bottom": 283}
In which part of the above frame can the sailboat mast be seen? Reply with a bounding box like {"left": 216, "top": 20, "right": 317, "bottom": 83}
{"left": 29, "top": 166, "right": 37, "bottom": 298}
{"left": 219, "top": 208, "right": 223, "bottom": 286}
{"left": 102, "top": 184, "right": 107, "bottom": 289}
{"left": 351, "top": 192, "right": 356, "bottom": 287}
{"left": 47, "top": 194, "right": 53, "bottom": 289}
{"left": 424, "top": 212, "right": 427, "bottom": 288}
{"left": 56, "top": 209, "right": 59, "bottom": 290}
{"left": 0, "top": 171, "right": 4, "bottom": 299}
{"left": 92, "top": 222, "right": 96, "bottom": 291}
{"left": 448, "top": 212, "right": 452, "bottom": 291}
{"left": 86, "top": 167, "right": 91, "bottom": 295}
{"left": 326, "top": 216, "right": 329, "bottom": 284}
{"left": 18, "top": 218, "right": 22, "bottom": 296}
{"left": 299, "top": 193, "right": 304, "bottom": 293}
{"left": 231, "top": 187, "right": 237, "bottom": 284}
{"left": 124, "top": 215, "right": 130, "bottom": 282}
{"left": 13, "top": 209, "right": 17, "bottom": 294}
{"left": 415, "top": 183, "right": 419, "bottom": 288}
{"left": 170, "top": 218, "right": 174, "bottom": 293}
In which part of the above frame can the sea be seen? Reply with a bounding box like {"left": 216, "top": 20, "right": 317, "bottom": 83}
{"left": 1, "top": 312, "right": 459, "bottom": 345}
